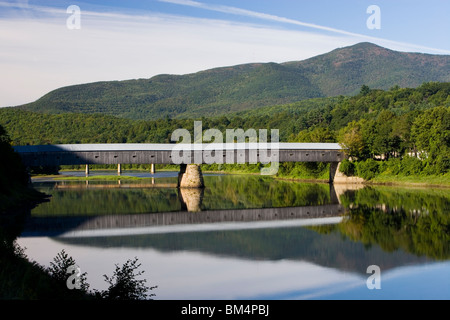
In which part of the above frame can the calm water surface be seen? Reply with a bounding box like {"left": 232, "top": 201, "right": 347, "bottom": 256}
{"left": 16, "top": 171, "right": 450, "bottom": 300}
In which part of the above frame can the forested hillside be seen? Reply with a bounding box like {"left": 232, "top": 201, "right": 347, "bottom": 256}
{"left": 15, "top": 42, "right": 450, "bottom": 120}
{"left": 1, "top": 82, "right": 449, "bottom": 179}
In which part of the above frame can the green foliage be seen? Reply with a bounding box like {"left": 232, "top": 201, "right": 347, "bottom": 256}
{"left": 0, "top": 241, "right": 93, "bottom": 299}
{"left": 1, "top": 81, "right": 449, "bottom": 181}
{"left": 353, "top": 155, "right": 448, "bottom": 182}
{"left": 339, "top": 159, "right": 355, "bottom": 176}
{"left": 337, "top": 120, "right": 366, "bottom": 159}
{"left": 96, "top": 257, "right": 156, "bottom": 300}
{"left": 360, "top": 85, "right": 371, "bottom": 96}
{"left": 355, "top": 159, "right": 380, "bottom": 180}
{"left": 32, "top": 175, "right": 332, "bottom": 215}
{"left": 398, "top": 156, "right": 424, "bottom": 176}
{"left": 339, "top": 186, "right": 450, "bottom": 259}
{"left": 411, "top": 106, "right": 450, "bottom": 173}
{"left": 31, "top": 187, "right": 182, "bottom": 216}
{"left": 290, "top": 127, "right": 336, "bottom": 143}
{"left": 46, "top": 250, "right": 156, "bottom": 300}
{"left": 277, "top": 162, "right": 329, "bottom": 180}
{"left": 46, "top": 249, "right": 89, "bottom": 292}
{"left": 14, "top": 43, "right": 450, "bottom": 120}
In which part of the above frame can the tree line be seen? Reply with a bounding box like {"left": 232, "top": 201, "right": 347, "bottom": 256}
{"left": 0, "top": 82, "right": 448, "bottom": 179}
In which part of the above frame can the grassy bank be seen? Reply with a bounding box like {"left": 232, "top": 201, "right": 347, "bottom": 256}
{"left": 201, "top": 162, "right": 330, "bottom": 181}
{"left": 42, "top": 161, "right": 450, "bottom": 187}
{"left": 338, "top": 158, "right": 450, "bottom": 187}
{"left": 369, "top": 172, "right": 450, "bottom": 187}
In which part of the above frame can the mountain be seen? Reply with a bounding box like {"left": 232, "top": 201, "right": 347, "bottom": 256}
{"left": 16, "top": 42, "right": 450, "bottom": 120}
{"left": 283, "top": 42, "right": 450, "bottom": 96}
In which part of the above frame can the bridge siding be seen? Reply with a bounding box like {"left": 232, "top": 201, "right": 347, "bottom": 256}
{"left": 21, "top": 204, "right": 344, "bottom": 237}
{"left": 16, "top": 149, "right": 344, "bottom": 166}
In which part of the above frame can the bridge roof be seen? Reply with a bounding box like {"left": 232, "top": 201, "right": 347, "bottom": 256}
{"left": 13, "top": 143, "right": 343, "bottom": 153}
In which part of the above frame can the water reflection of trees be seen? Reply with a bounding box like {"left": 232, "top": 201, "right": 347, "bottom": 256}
{"left": 31, "top": 177, "right": 449, "bottom": 261}
{"left": 31, "top": 175, "right": 332, "bottom": 216}
{"left": 31, "top": 187, "right": 182, "bottom": 215}
{"left": 202, "top": 175, "right": 331, "bottom": 209}
{"left": 336, "top": 186, "right": 450, "bottom": 260}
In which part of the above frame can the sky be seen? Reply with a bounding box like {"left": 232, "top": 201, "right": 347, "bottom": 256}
{"left": 1, "top": 0, "right": 449, "bottom": 107}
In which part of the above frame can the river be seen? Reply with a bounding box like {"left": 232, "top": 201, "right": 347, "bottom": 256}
{"left": 15, "top": 171, "right": 450, "bottom": 300}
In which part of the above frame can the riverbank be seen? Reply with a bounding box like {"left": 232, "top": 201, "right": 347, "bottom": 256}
{"left": 202, "top": 166, "right": 450, "bottom": 188}
{"left": 0, "top": 184, "right": 49, "bottom": 213}
{"left": 367, "top": 173, "right": 450, "bottom": 188}
{"left": 275, "top": 174, "right": 450, "bottom": 188}
{"left": 36, "top": 167, "right": 450, "bottom": 188}
{"left": 0, "top": 187, "right": 93, "bottom": 299}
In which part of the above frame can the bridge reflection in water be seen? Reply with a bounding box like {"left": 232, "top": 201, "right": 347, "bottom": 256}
{"left": 20, "top": 182, "right": 362, "bottom": 239}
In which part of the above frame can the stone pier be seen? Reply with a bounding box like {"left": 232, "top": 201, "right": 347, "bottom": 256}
{"left": 179, "top": 187, "right": 204, "bottom": 212}
{"left": 178, "top": 164, "right": 205, "bottom": 188}
{"left": 330, "top": 162, "right": 365, "bottom": 184}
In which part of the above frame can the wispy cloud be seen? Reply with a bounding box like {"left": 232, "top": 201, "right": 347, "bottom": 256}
{"left": 160, "top": 0, "right": 362, "bottom": 37}
{"left": 0, "top": 0, "right": 448, "bottom": 107}
{"left": 0, "top": 1, "right": 351, "bottom": 107}
{"left": 159, "top": 0, "right": 450, "bottom": 55}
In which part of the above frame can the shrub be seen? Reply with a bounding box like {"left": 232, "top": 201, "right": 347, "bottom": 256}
{"left": 381, "top": 158, "right": 401, "bottom": 175}
{"left": 97, "top": 257, "right": 157, "bottom": 300}
{"left": 400, "top": 156, "right": 424, "bottom": 176}
{"left": 45, "top": 250, "right": 157, "bottom": 300}
{"left": 339, "top": 159, "right": 355, "bottom": 176}
{"left": 47, "top": 249, "right": 90, "bottom": 292}
{"left": 433, "top": 155, "right": 450, "bottom": 174}
{"left": 356, "top": 159, "right": 380, "bottom": 180}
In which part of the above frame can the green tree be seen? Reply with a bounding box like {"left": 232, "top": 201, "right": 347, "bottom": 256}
{"left": 47, "top": 249, "right": 90, "bottom": 293}
{"left": 360, "top": 85, "right": 371, "bottom": 96}
{"left": 411, "top": 106, "right": 450, "bottom": 172}
{"left": 372, "top": 110, "right": 397, "bottom": 159}
{"left": 338, "top": 120, "right": 367, "bottom": 159}
{"left": 293, "top": 127, "right": 335, "bottom": 143}
{"left": 97, "top": 257, "right": 157, "bottom": 300}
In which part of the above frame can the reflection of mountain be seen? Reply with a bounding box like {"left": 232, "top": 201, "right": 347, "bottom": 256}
{"left": 53, "top": 224, "right": 432, "bottom": 276}
{"left": 24, "top": 177, "right": 449, "bottom": 277}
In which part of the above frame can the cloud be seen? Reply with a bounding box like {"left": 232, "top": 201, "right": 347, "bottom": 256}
{"left": 159, "top": 0, "right": 363, "bottom": 37}
{"left": 1, "top": 0, "right": 448, "bottom": 107}
{"left": 159, "top": 0, "right": 450, "bottom": 55}
{"left": 0, "top": 2, "right": 354, "bottom": 107}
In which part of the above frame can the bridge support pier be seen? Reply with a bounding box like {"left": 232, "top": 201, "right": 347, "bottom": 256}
{"left": 151, "top": 163, "right": 155, "bottom": 174}
{"left": 178, "top": 164, "right": 205, "bottom": 188}
{"left": 329, "top": 161, "right": 365, "bottom": 184}
{"left": 118, "top": 164, "right": 122, "bottom": 175}
{"left": 85, "top": 164, "right": 89, "bottom": 176}
{"left": 179, "top": 187, "right": 204, "bottom": 212}
{"left": 329, "top": 162, "right": 340, "bottom": 184}
{"left": 329, "top": 184, "right": 340, "bottom": 204}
